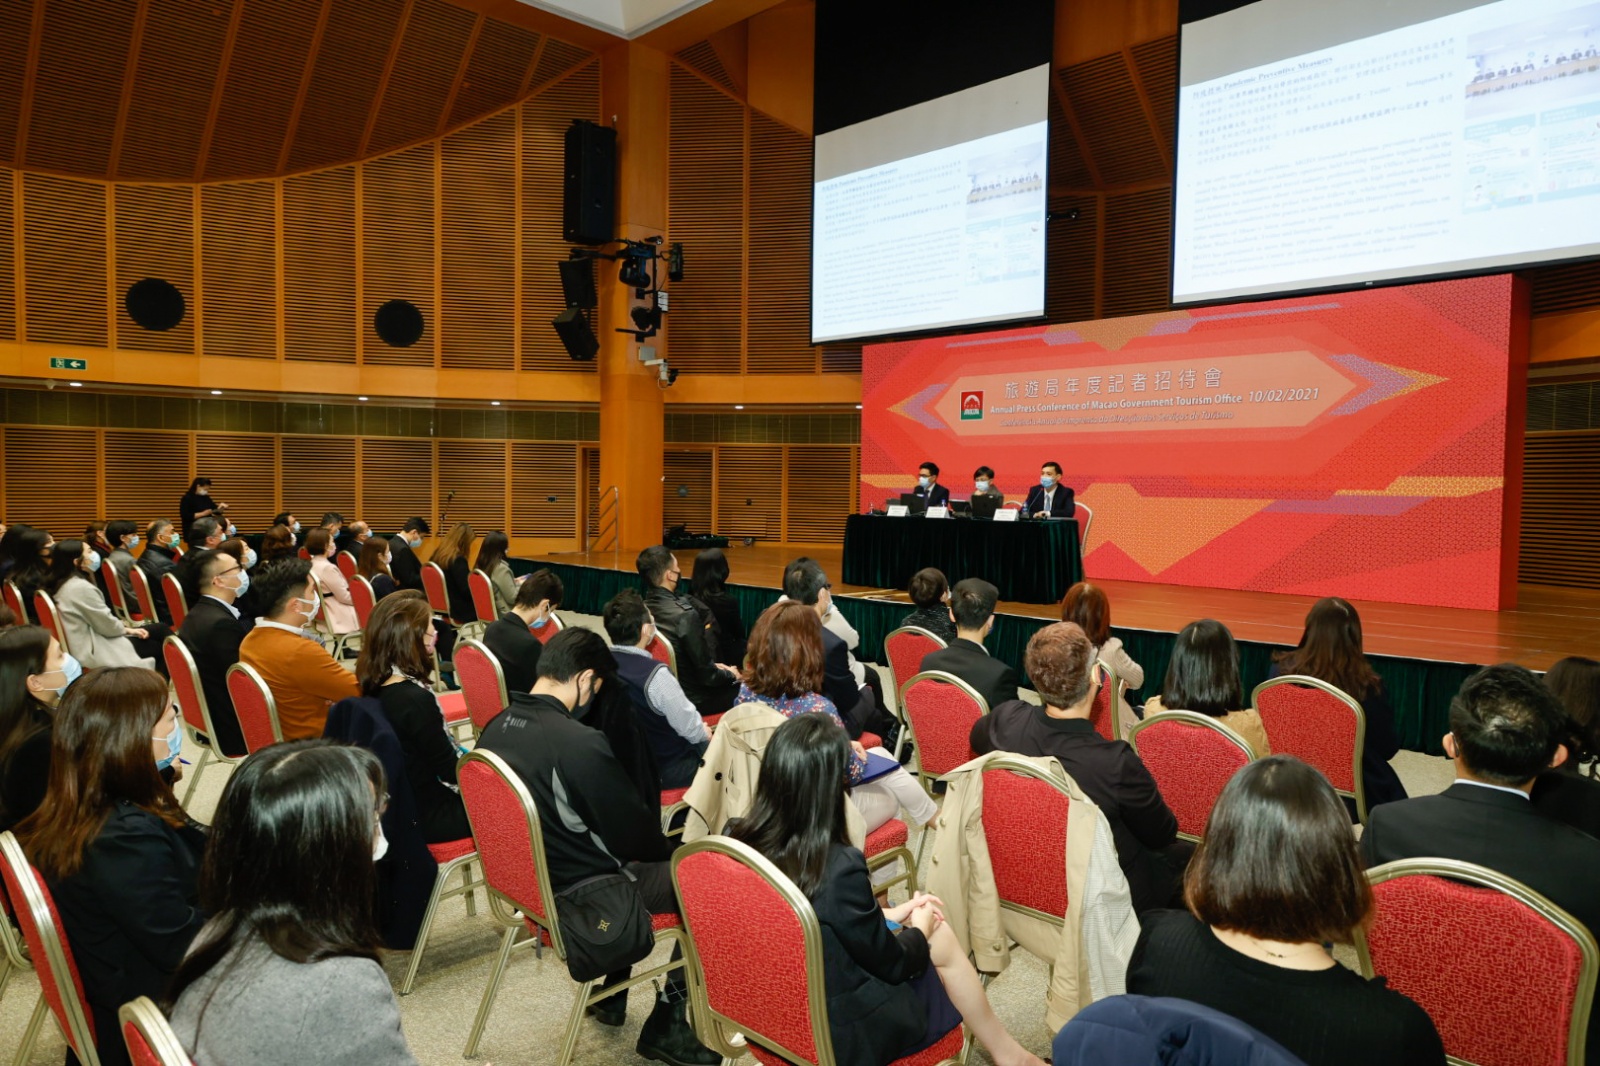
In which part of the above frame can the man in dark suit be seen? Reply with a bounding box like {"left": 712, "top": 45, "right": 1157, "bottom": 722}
{"left": 782, "top": 557, "right": 894, "bottom": 739}
{"left": 178, "top": 550, "right": 249, "bottom": 756}
{"left": 1022, "top": 460, "right": 1074, "bottom": 518}
{"left": 1362, "top": 663, "right": 1600, "bottom": 1062}
{"left": 910, "top": 460, "right": 950, "bottom": 508}
{"left": 387, "top": 516, "right": 430, "bottom": 593}
{"left": 333, "top": 519, "right": 370, "bottom": 559}
{"left": 918, "top": 577, "right": 1018, "bottom": 711}
{"left": 638, "top": 545, "right": 739, "bottom": 716}
{"left": 137, "top": 518, "right": 181, "bottom": 626}
{"left": 482, "top": 568, "right": 563, "bottom": 695}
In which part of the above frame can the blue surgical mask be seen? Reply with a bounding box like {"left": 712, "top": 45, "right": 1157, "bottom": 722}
{"left": 85, "top": 551, "right": 102, "bottom": 573}
{"left": 220, "top": 569, "right": 249, "bottom": 597}
{"left": 38, "top": 654, "right": 83, "bottom": 700}
{"left": 168, "top": 533, "right": 181, "bottom": 548}
{"left": 1040, "top": 474, "right": 1056, "bottom": 488}
{"left": 531, "top": 614, "right": 550, "bottom": 629}
{"left": 918, "top": 476, "right": 931, "bottom": 489}
{"left": 156, "top": 718, "right": 182, "bottom": 770}
{"left": 974, "top": 479, "right": 990, "bottom": 493}
{"left": 291, "top": 521, "right": 302, "bottom": 534}
{"left": 227, "top": 524, "right": 237, "bottom": 536}
{"left": 244, "top": 547, "right": 258, "bottom": 569}
{"left": 127, "top": 535, "right": 140, "bottom": 549}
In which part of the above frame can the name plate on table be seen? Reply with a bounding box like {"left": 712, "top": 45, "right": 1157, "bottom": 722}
{"left": 994, "top": 509, "right": 1019, "bottom": 522}
{"left": 925, "top": 506, "right": 949, "bottom": 519}
{"left": 887, "top": 504, "right": 910, "bottom": 517}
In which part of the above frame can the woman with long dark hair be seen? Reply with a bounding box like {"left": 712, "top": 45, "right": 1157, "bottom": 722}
{"left": 1272, "top": 597, "right": 1406, "bottom": 809}
{"left": 0, "top": 625, "right": 75, "bottom": 832}
{"left": 1533, "top": 655, "right": 1600, "bottom": 839}
{"left": 166, "top": 740, "right": 419, "bottom": 1065}
{"left": 729, "top": 714, "right": 1046, "bottom": 1066}
{"left": 8, "top": 525, "right": 56, "bottom": 609}
{"left": 472, "top": 529, "right": 516, "bottom": 617}
{"left": 15, "top": 666, "right": 206, "bottom": 1066}
{"left": 428, "top": 522, "right": 478, "bottom": 624}
{"left": 359, "top": 536, "right": 398, "bottom": 600}
{"left": 178, "top": 476, "right": 227, "bottom": 541}
{"left": 356, "top": 591, "right": 469, "bottom": 842}
{"left": 44, "top": 538, "right": 165, "bottom": 669}
{"left": 1146, "top": 619, "right": 1270, "bottom": 757}
{"left": 689, "top": 547, "right": 747, "bottom": 664}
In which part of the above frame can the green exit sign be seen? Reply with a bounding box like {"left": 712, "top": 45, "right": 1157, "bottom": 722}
{"left": 48, "top": 357, "right": 87, "bottom": 371}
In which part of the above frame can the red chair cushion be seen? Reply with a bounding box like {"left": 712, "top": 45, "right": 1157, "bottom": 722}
{"left": 864, "top": 818, "right": 908, "bottom": 856}
{"left": 660, "top": 787, "right": 690, "bottom": 807}
{"left": 437, "top": 691, "right": 469, "bottom": 725}
{"left": 650, "top": 911, "right": 682, "bottom": 931}
{"left": 426, "top": 837, "right": 477, "bottom": 864}
{"left": 860, "top": 731, "right": 883, "bottom": 750}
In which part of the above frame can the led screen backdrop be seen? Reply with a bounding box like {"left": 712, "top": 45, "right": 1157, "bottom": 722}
{"left": 861, "top": 275, "right": 1528, "bottom": 610}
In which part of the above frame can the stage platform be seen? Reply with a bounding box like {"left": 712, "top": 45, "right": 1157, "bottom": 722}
{"left": 518, "top": 543, "right": 1600, "bottom": 756}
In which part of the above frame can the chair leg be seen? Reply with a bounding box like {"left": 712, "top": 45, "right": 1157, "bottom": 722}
{"left": 0, "top": 954, "right": 10, "bottom": 1000}
{"left": 557, "top": 978, "right": 599, "bottom": 1066}
{"left": 181, "top": 746, "right": 213, "bottom": 806}
{"left": 464, "top": 924, "right": 521, "bottom": 1058}
{"left": 400, "top": 863, "right": 455, "bottom": 995}
{"left": 13, "top": 994, "right": 47, "bottom": 1066}
{"left": 461, "top": 861, "right": 477, "bottom": 917}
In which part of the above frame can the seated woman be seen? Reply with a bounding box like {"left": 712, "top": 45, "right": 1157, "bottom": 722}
{"left": 355, "top": 591, "right": 469, "bottom": 843}
{"left": 1125, "top": 755, "right": 1445, "bottom": 1066}
{"left": 44, "top": 538, "right": 166, "bottom": 669}
{"left": 1272, "top": 597, "right": 1406, "bottom": 809}
{"left": 738, "top": 601, "right": 936, "bottom": 833}
{"left": 728, "top": 714, "right": 1047, "bottom": 1066}
{"left": 428, "top": 522, "right": 479, "bottom": 625}
{"left": 1533, "top": 655, "right": 1600, "bottom": 838}
{"left": 258, "top": 523, "right": 298, "bottom": 565}
{"left": 1060, "top": 581, "right": 1144, "bottom": 737}
{"left": 898, "top": 567, "right": 958, "bottom": 644}
{"left": 1144, "top": 619, "right": 1269, "bottom": 757}
{"left": 359, "top": 536, "right": 399, "bottom": 601}
{"left": 690, "top": 547, "right": 747, "bottom": 665}
{"left": 306, "top": 528, "right": 360, "bottom": 636}
{"left": 0, "top": 625, "right": 75, "bottom": 833}
{"left": 167, "top": 740, "right": 421, "bottom": 1065}
{"left": 7, "top": 525, "right": 56, "bottom": 614}
{"left": 473, "top": 530, "right": 517, "bottom": 617}
{"left": 16, "top": 666, "right": 207, "bottom": 1066}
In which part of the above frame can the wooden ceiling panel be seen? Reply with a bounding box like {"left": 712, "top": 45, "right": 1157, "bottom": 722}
{"left": 3, "top": 427, "right": 98, "bottom": 539}
{"left": 280, "top": 434, "right": 356, "bottom": 520}
{"left": 441, "top": 110, "right": 516, "bottom": 370}
{"left": 283, "top": 167, "right": 357, "bottom": 362}
{"left": 200, "top": 181, "right": 278, "bottom": 359}
{"left": 448, "top": 17, "right": 542, "bottom": 128}
{"left": 360, "top": 437, "right": 434, "bottom": 531}
{"left": 286, "top": 0, "right": 405, "bottom": 174}
{"left": 194, "top": 432, "right": 278, "bottom": 533}
{"left": 746, "top": 113, "right": 814, "bottom": 374}
{"left": 204, "top": 0, "right": 324, "bottom": 180}
{"left": 23, "top": 0, "right": 136, "bottom": 176}
{"left": 1130, "top": 37, "right": 1177, "bottom": 160}
{"left": 0, "top": 168, "right": 12, "bottom": 341}
{"left": 361, "top": 143, "right": 436, "bottom": 366}
{"left": 115, "top": 0, "right": 229, "bottom": 181}
{"left": 22, "top": 174, "right": 107, "bottom": 347}
{"left": 368, "top": 0, "right": 478, "bottom": 156}
{"left": 0, "top": 2, "right": 31, "bottom": 163}
{"left": 528, "top": 37, "right": 591, "bottom": 90}
{"left": 1059, "top": 53, "right": 1168, "bottom": 189}
{"left": 114, "top": 184, "right": 195, "bottom": 353}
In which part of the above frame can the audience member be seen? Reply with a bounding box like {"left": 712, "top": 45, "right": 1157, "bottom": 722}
{"left": 179, "top": 477, "right": 227, "bottom": 539}
{"left": 482, "top": 568, "right": 562, "bottom": 694}
{"left": 8, "top": 525, "right": 55, "bottom": 608}
{"left": 638, "top": 545, "right": 739, "bottom": 716}
{"left": 1145, "top": 620, "right": 1269, "bottom": 758}
{"left": 1361, "top": 663, "right": 1600, "bottom": 1061}
{"left": 688, "top": 547, "right": 747, "bottom": 666}
{"left": 238, "top": 559, "right": 360, "bottom": 740}
{"left": 83, "top": 521, "right": 115, "bottom": 563}
{"left": 1534, "top": 655, "right": 1600, "bottom": 838}
{"left": 388, "top": 517, "right": 431, "bottom": 592}
{"left": 178, "top": 550, "right": 250, "bottom": 757}
{"left": 322, "top": 513, "right": 345, "bottom": 536}
{"left": 45, "top": 538, "right": 163, "bottom": 669}
{"left": 972, "top": 622, "right": 1186, "bottom": 914}
{"left": 307, "top": 528, "right": 359, "bottom": 636}
{"left": 356, "top": 592, "right": 469, "bottom": 843}
{"left": 728, "top": 714, "right": 1046, "bottom": 1066}
{"left": 0, "top": 625, "right": 72, "bottom": 832}
{"left": 1272, "top": 597, "right": 1406, "bottom": 809}
{"left": 900, "top": 567, "right": 958, "bottom": 644}
{"left": 1127, "top": 756, "right": 1445, "bottom": 1066}
{"left": 1060, "top": 582, "right": 1144, "bottom": 736}
{"left": 429, "top": 522, "right": 479, "bottom": 624}
{"left": 473, "top": 627, "right": 718, "bottom": 1064}
{"left": 259, "top": 523, "right": 298, "bottom": 564}
{"left": 359, "top": 536, "right": 399, "bottom": 600}
{"left": 16, "top": 666, "right": 207, "bottom": 1066}
{"left": 104, "top": 519, "right": 142, "bottom": 611}
{"left": 473, "top": 530, "right": 517, "bottom": 617}
{"left": 0, "top": 522, "right": 32, "bottom": 578}
{"left": 333, "top": 519, "right": 371, "bottom": 559}
{"left": 168, "top": 741, "right": 420, "bottom": 1065}
{"left": 785, "top": 555, "right": 870, "bottom": 686}
{"left": 137, "top": 520, "right": 181, "bottom": 624}
{"left": 216, "top": 536, "right": 261, "bottom": 619}
{"left": 189, "top": 516, "right": 225, "bottom": 552}
{"left": 919, "top": 578, "right": 1019, "bottom": 711}
{"left": 782, "top": 558, "right": 894, "bottom": 739}
{"left": 603, "top": 589, "right": 709, "bottom": 790}
{"left": 271, "top": 512, "right": 301, "bottom": 537}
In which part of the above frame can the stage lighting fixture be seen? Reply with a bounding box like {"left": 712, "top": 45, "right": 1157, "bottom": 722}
{"left": 552, "top": 307, "right": 599, "bottom": 361}
{"left": 631, "top": 302, "right": 661, "bottom": 336}
{"left": 618, "top": 253, "right": 652, "bottom": 290}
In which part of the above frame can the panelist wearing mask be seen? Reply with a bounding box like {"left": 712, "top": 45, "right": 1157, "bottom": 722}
{"left": 1023, "top": 461, "right": 1075, "bottom": 519}
{"left": 971, "top": 466, "right": 1004, "bottom": 502}
{"left": 911, "top": 461, "right": 951, "bottom": 508}
{"left": 238, "top": 559, "right": 359, "bottom": 740}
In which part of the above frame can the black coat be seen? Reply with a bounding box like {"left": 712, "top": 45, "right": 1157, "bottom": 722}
{"left": 1533, "top": 769, "right": 1600, "bottom": 842}
{"left": 918, "top": 637, "right": 1019, "bottom": 711}
{"left": 694, "top": 590, "right": 748, "bottom": 666}
{"left": 178, "top": 596, "right": 248, "bottom": 757}
{"left": 374, "top": 681, "right": 470, "bottom": 844}
{"left": 911, "top": 483, "right": 950, "bottom": 508}
{"left": 821, "top": 627, "right": 877, "bottom": 739}
{"left": 441, "top": 556, "right": 477, "bottom": 623}
{"left": 483, "top": 611, "right": 543, "bottom": 697}
{"left": 388, "top": 538, "right": 425, "bottom": 593}
{"left": 644, "top": 585, "right": 736, "bottom": 715}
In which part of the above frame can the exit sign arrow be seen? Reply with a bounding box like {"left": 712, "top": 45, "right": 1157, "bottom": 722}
{"left": 48, "top": 357, "right": 87, "bottom": 371}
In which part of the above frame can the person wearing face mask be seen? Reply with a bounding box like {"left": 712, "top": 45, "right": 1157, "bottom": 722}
{"left": 135, "top": 519, "right": 182, "bottom": 625}
{"left": 306, "top": 528, "right": 360, "bottom": 637}
{"left": 333, "top": 519, "right": 371, "bottom": 560}
{"left": 971, "top": 465, "right": 1004, "bottom": 503}
{"left": 45, "top": 538, "right": 165, "bottom": 670}
{"left": 358, "top": 536, "right": 400, "bottom": 600}
{"left": 637, "top": 545, "right": 740, "bottom": 716}
{"left": 238, "top": 558, "right": 360, "bottom": 740}
{"left": 386, "top": 516, "right": 431, "bottom": 593}
{"left": 15, "top": 666, "right": 208, "bottom": 1066}
{"left": 103, "top": 519, "right": 144, "bottom": 612}
{"left": 259, "top": 522, "right": 298, "bottom": 565}
{"left": 189, "top": 516, "right": 225, "bottom": 552}
{"left": 911, "top": 460, "right": 950, "bottom": 508}
{"left": 474, "top": 627, "right": 719, "bottom": 1064}
{"left": 178, "top": 550, "right": 251, "bottom": 757}
{"left": 8, "top": 525, "right": 57, "bottom": 617}
{"left": 483, "top": 568, "right": 563, "bottom": 694}
{"left": 918, "top": 577, "right": 1020, "bottom": 711}
{"left": 1022, "top": 460, "right": 1075, "bottom": 519}
{"left": 0, "top": 625, "right": 78, "bottom": 832}
{"left": 180, "top": 477, "right": 228, "bottom": 542}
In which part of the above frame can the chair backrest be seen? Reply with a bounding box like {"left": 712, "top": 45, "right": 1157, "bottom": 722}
{"left": 883, "top": 626, "right": 946, "bottom": 697}
{"left": 454, "top": 639, "right": 510, "bottom": 733}
{"left": 129, "top": 566, "right": 160, "bottom": 622}
{"left": 674, "top": 837, "right": 835, "bottom": 1066}
{"left": 1, "top": 579, "right": 26, "bottom": 622}
{"left": 1074, "top": 500, "right": 1094, "bottom": 546}
{"left": 1087, "top": 661, "right": 1119, "bottom": 741}
{"left": 162, "top": 637, "right": 224, "bottom": 754}
{"left": 31, "top": 589, "right": 70, "bottom": 658}
{"left": 224, "top": 662, "right": 283, "bottom": 753}
{"left": 533, "top": 611, "right": 564, "bottom": 644}
{"left": 421, "top": 562, "right": 453, "bottom": 619}
{"left": 981, "top": 758, "right": 1071, "bottom": 922}
{"left": 1126, "top": 710, "right": 1255, "bottom": 840}
{"left": 119, "top": 996, "right": 193, "bottom": 1066}
{"left": 456, "top": 749, "right": 565, "bottom": 954}
{"left": 1359, "top": 858, "right": 1599, "bottom": 1066}
{"left": 160, "top": 572, "right": 188, "bottom": 626}
{"left": 297, "top": 546, "right": 310, "bottom": 560}
{"left": 1251, "top": 675, "right": 1367, "bottom": 821}
{"left": 348, "top": 574, "right": 377, "bottom": 629}
{"left": 468, "top": 569, "right": 498, "bottom": 622}
{"left": 0, "top": 831, "right": 100, "bottom": 1065}
{"left": 648, "top": 632, "right": 677, "bottom": 676}
{"left": 102, "top": 565, "right": 132, "bottom": 620}
{"left": 335, "top": 550, "right": 357, "bottom": 579}
{"left": 898, "top": 670, "right": 989, "bottom": 780}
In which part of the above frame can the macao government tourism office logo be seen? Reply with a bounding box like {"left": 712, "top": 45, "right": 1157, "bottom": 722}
{"left": 960, "top": 391, "right": 983, "bottom": 420}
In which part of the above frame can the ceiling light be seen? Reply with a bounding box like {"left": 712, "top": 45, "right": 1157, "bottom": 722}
{"left": 734, "top": 404, "right": 744, "bottom": 410}
{"left": 855, "top": 404, "right": 863, "bottom": 409}
{"left": 358, "top": 396, "right": 369, "bottom": 401}
{"left": 210, "top": 389, "right": 223, "bottom": 395}
{"left": 490, "top": 401, "right": 501, "bottom": 406}
{"left": 68, "top": 381, "right": 82, "bottom": 387}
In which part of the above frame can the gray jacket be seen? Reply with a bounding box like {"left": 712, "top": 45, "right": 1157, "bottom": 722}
{"left": 53, "top": 575, "right": 150, "bottom": 669}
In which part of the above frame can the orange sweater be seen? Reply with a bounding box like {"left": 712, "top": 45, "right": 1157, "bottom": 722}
{"left": 239, "top": 625, "right": 361, "bottom": 741}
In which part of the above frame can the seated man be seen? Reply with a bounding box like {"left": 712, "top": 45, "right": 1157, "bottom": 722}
{"left": 482, "top": 567, "right": 562, "bottom": 695}
{"left": 911, "top": 460, "right": 950, "bottom": 507}
{"left": 1362, "top": 663, "right": 1600, "bottom": 1063}
{"left": 474, "top": 628, "right": 717, "bottom": 1063}
{"left": 103, "top": 519, "right": 142, "bottom": 614}
{"left": 919, "top": 578, "right": 1019, "bottom": 711}
{"left": 1023, "top": 460, "right": 1075, "bottom": 519}
{"left": 603, "top": 589, "right": 709, "bottom": 790}
{"left": 237, "top": 558, "right": 360, "bottom": 740}
{"left": 971, "top": 622, "right": 1187, "bottom": 914}
{"left": 333, "top": 520, "right": 370, "bottom": 558}
{"left": 637, "top": 545, "right": 739, "bottom": 716}
{"left": 136, "top": 518, "right": 181, "bottom": 625}
{"left": 782, "top": 557, "right": 893, "bottom": 739}
{"left": 188, "top": 516, "right": 225, "bottom": 551}
{"left": 387, "top": 516, "right": 430, "bottom": 592}
{"left": 178, "top": 550, "right": 250, "bottom": 756}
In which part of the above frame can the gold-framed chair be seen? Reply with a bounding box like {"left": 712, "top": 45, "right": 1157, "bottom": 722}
{"left": 1126, "top": 710, "right": 1255, "bottom": 841}
{"left": 118, "top": 995, "right": 193, "bottom": 1066}
{"left": 1251, "top": 675, "right": 1369, "bottom": 822}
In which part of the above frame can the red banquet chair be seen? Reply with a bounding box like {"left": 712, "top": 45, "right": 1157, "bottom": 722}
{"left": 0, "top": 831, "right": 103, "bottom": 1066}
{"left": 129, "top": 567, "right": 162, "bottom": 626}
{"left": 335, "top": 550, "right": 357, "bottom": 579}
{"left": 648, "top": 631, "right": 678, "bottom": 676}
{"left": 883, "top": 626, "right": 947, "bottom": 757}
{"left": 981, "top": 754, "right": 1073, "bottom": 925}
{"left": 1251, "top": 675, "right": 1369, "bottom": 822}
{"left": 349, "top": 574, "right": 378, "bottom": 630}
{"left": 0, "top": 855, "right": 42, "bottom": 1056}
{"left": 224, "top": 662, "right": 284, "bottom": 754}
{"left": 1358, "top": 858, "right": 1599, "bottom": 1066}
{"left": 102, "top": 567, "right": 139, "bottom": 624}
{"left": 31, "top": 589, "right": 72, "bottom": 659}
{"left": 422, "top": 561, "right": 485, "bottom": 641}
{"left": 398, "top": 834, "right": 482, "bottom": 996}
{"left": 160, "top": 572, "right": 189, "bottom": 626}
{"left": 2, "top": 579, "right": 27, "bottom": 623}
{"left": 468, "top": 569, "right": 498, "bottom": 625}
{"left": 897, "top": 670, "right": 990, "bottom": 797}
{"left": 453, "top": 638, "right": 509, "bottom": 735}
{"left": 163, "top": 637, "right": 248, "bottom": 803}
{"left": 673, "top": 836, "right": 968, "bottom": 1066}
{"left": 1126, "top": 710, "right": 1255, "bottom": 841}
{"left": 457, "top": 749, "right": 690, "bottom": 1064}
{"left": 1086, "top": 661, "right": 1122, "bottom": 741}
{"left": 119, "top": 996, "right": 193, "bottom": 1066}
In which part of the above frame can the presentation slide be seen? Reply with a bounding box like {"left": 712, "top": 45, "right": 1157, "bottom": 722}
{"left": 861, "top": 276, "right": 1525, "bottom": 610}
{"left": 1174, "top": 0, "right": 1600, "bottom": 304}
{"left": 812, "top": 66, "right": 1048, "bottom": 344}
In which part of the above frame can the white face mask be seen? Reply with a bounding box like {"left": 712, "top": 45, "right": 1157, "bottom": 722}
{"left": 373, "top": 825, "right": 389, "bottom": 862}
{"left": 292, "top": 591, "right": 321, "bottom": 624}
{"left": 917, "top": 476, "right": 931, "bottom": 489}
{"left": 291, "top": 521, "right": 301, "bottom": 534}
{"left": 975, "top": 479, "right": 990, "bottom": 493}
{"left": 127, "top": 535, "right": 140, "bottom": 549}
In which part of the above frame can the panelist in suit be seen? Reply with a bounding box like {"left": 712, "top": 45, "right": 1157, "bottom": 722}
{"left": 1022, "top": 461, "right": 1074, "bottom": 518}
{"left": 918, "top": 578, "right": 1019, "bottom": 711}
{"left": 1361, "top": 663, "right": 1600, "bottom": 1063}
{"left": 911, "top": 461, "right": 950, "bottom": 508}
{"left": 178, "top": 550, "right": 249, "bottom": 757}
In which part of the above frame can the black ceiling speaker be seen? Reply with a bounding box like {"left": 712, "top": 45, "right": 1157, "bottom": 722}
{"left": 373, "top": 299, "right": 425, "bottom": 347}
{"left": 563, "top": 119, "right": 616, "bottom": 245}
{"left": 125, "top": 278, "right": 186, "bottom": 331}
{"left": 552, "top": 307, "right": 599, "bottom": 361}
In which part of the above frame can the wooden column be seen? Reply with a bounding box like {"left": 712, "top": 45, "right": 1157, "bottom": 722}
{"left": 598, "top": 42, "right": 669, "bottom": 553}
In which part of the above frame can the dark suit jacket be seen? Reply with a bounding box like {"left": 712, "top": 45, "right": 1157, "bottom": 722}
{"left": 442, "top": 556, "right": 477, "bottom": 623}
{"left": 135, "top": 546, "right": 179, "bottom": 625}
{"left": 918, "top": 637, "right": 1018, "bottom": 711}
{"left": 388, "top": 538, "right": 425, "bottom": 592}
{"left": 911, "top": 482, "right": 950, "bottom": 508}
{"left": 179, "top": 596, "right": 248, "bottom": 757}
{"left": 644, "top": 585, "right": 736, "bottom": 715}
{"left": 822, "top": 627, "right": 875, "bottom": 739}
{"left": 1532, "top": 769, "right": 1600, "bottom": 843}
{"left": 1023, "top": 482, "right": 1075, "bottom": 518}
{"left": 483, "top": 611, "right": 543, "bottom": 697}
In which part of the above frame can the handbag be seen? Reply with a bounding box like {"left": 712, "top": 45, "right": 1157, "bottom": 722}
{"left": 555, "top": 867, "right": 655, "bottom": 982}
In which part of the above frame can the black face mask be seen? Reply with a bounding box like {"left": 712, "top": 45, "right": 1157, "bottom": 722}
{"left": 573, "top": 674, "right": 597, "bottom": 719}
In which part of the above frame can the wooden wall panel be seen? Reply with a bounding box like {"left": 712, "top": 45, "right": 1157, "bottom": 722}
{"left": 1047, "top": 195, "right": 1100, "bottom": 322}
{"left": 280, "top": 435, "right": 356, "bottom": 521}
{"left": 442, "top": 111, "right": 516, "bottom": 370}
{"left": 114, "top": 185, "right": 195, "bottom": 353}
{"left": 0, "top": 168, "right": 12, "bottom": 341}
{"left": 0, "top": 3, "right": 28, "bottom": 166}
{"left": 23, "top": 174, "right": 107, "bottom": 347}
{"left": 115, "top": 0, "right": 227, "bottom": 181}
{"left": 103, "top": 430, "right": 191, "bottom": 526}
{"left": 204, "top": 0, "right": 324, "bottom": 180}
{"left": 510, "top": 441, "right": 581, "bottom": 537}
{"left": 283, "top": 168, "right": 358, "bottom": 362}
{"left": 22, "top": 0, "right": 134, "bottom": 176}
{"left": 746, "top": 114, "right": 815, "bottom": 374}
{"left": 1101, "top": 187, "right": 1171, "bottom": 317}
{"left": 715, "top": 445, "right": 782, "bottom": 538}
{"left": 3, "top": 427, "right": 98, "bottom": 538}
{"left": 1520, "top": 432, "right": 1600, "bottom": 588}
{"left": 530, "top": 39, "right": 592, "bottom": 88}
{"left": 583, "top": 445, "right": 603, "bottom": 545}
{"left": 368, "top": 0, "right": 477, "bottom": 155}
{"left": 448, "top": 19, "right": 542, "bottom": 128}
{"left": 436, "top": 439, "right": 508, "bottom": 533}
{"left": 1059, "top": 53, "right": 1168, "bottom": 188}
{"left": 285, "top": 0, "right": 404, "bottom": 174}
{"left": 664, "top": 449, "right": 714, "bottom": 534}
{"left": 361, "top": 144, "right": 435, "bottom": 366}
{"left": 783, "top": 446, "right": 855, "bottom": 543}
{"left": 200, "top": 182, "right": 278, "bottom": 359}
{"left": 358, "top": 438, "right": 434, "bottom": 532}
{"left": 194, "top": 432, "right": 279, "bottom": 534}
